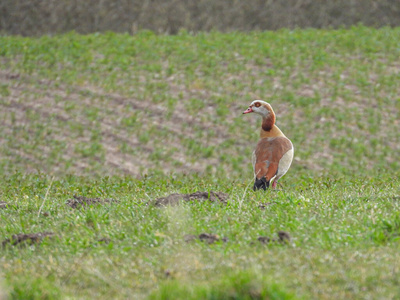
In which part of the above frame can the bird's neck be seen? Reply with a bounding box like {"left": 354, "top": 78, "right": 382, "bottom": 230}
{"left": 260, "top": 125, "right": 285, "bottom": 138}
{"left": 259, "top": 115, "right": 285, "bottom": 138}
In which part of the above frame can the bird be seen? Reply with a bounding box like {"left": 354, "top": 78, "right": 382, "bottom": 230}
{"left": 243, "top": 100, "right": 294, "bottom": 190}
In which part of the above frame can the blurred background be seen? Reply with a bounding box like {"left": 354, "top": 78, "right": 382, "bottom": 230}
{"left": 1, "top": 1, "right": 399, "bottom": 179}
{"left": 1, "top": 0, "right": 400, "bottom": 36}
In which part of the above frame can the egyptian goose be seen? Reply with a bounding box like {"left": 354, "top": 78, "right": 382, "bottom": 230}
{"left": 243, "top": 100, "right": 294, "bottom": 190}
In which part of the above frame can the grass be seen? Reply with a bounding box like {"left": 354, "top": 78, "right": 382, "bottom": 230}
{"left": 1, "top": 173, "right": 400, "bottom": 299}
{"left": 0, "top": 26, "right": 400, "bottom": 298}
{"left": 0, "top": 26, "right": 399, "bottom": 178}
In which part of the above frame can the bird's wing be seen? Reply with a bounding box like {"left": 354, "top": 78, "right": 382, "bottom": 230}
{"left": 253, "top": 137, "right": 293, "bottom": 181}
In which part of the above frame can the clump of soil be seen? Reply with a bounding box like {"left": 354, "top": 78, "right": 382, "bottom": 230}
{"left": 66, "top": 195, "right": 118, "bottom": 208}
{"left": 199, "top": 233, "right": 221, "bottom": 244}
{"left": 90, "top": 237, "right": 112, "bottom": 248}
{"left": 5, "top": 73, "right": 20, "bottom": 80}
{"left": 2, "top": 232, "right": 55, "bottom": 247}
{"left": 183, "top": 233, "right": 228, "bottom": 244}
{"left": 164, "top": 269, "right": 172, "bottom": 278}
{"left": 256, "top": 231, "right": 291, "bottom": 245}
{"left": 257, "top": 236, "right": 271, "bottom": 244}
{"left": 184, "top": 233, "right": 228, "bottom": 244}
{"left": 0, "top": 201, "right": 18, "bottom": 209}
{"left": 154, "top": 191, "right": 228, "bottom": 207}
{"left": 97, "top": 237, "right": 111, "bottom": 244}
{"left": 277, "top": 231, "right": 291, "bottom": 242}
{"left": 258, "top": 202, "right": 277, "bottom": 209}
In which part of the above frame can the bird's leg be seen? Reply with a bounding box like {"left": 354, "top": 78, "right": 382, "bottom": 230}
{"left": 272, "top": 180, "right": 278, "bottom": 189}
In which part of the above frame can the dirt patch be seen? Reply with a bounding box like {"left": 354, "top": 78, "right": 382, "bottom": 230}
{"left": 66, "top": 195, "right": 118, "bottom": 209}
{"left": 154, "top": 191, "right": 228, "bottom": 206}
{"left": 278, "top": 231, "right": 291, "bottom": 242}
{"left": 5, "top": 73, "right": 20, "bottom": 80}
{"left": 199, "top": 233, "right": 221, "bottom": 244}
{"left": 0, "top": 201, "right": 18, "bottom": 209}
{"left": 183, "top": 234, "right": 198, "bottom": 242}
{"left": 164, "top": 269, "right": 172, "bottom": 278}
{"left": 2, "top": 232, "right": 55, "bottom": 247}
{"left": 97, "top": 237, "right": 111, "bottom": 244}
{"left": 0, "top": 70, "right": 228, "bottom": 177}
{"left": 184, "top": 233, "right": 228, "bottom": 244}
{"left": 258, "top": 202, "right": 277, "bottom": 209}
{"left": 89, "top": 237, "right": 112, "bottom": 248}
{"left": 256, "top": 231, "right": 291, "bottom": 245}
{"left": 257, "top": 236, "right": 271, "bottom": 244}
{"left": 0, "top": 202, "right": 9, "bottom": 209}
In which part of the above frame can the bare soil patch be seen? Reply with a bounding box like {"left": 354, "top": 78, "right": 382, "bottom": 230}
{"left": 97, "top": 237, "right": 111, "bottom": 244}
{"left": 184, "top": 233, "right": 228, "bottom": 244}
{"left": 258, "top": 202, "right": 277, "bottom": 209}
{"left": 66, "top": 195, "right": 118, "bottom": 209}
{"left": 257, "top": 236, "right": 271, "bottom": 244}
{"left": 154, "top": 191, "right": 228, "bottom": 207}
{"left": 0, "top": 201, "right": 9, "bottom": 209}
{"left": 0, "top": 70, "right": 226, "bottom": 176}
{"left": 2, "top": 232, "right": 55, "bottom": 247}
{"left": 0, "top": 201, "right": 17, "bottom": 209}
{"left": 256, "top": 231, "right": 291, "bottom": 245}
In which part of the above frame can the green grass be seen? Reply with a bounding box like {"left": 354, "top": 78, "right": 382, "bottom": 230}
{"left": 0, "top": 26, "right": 399, "bottom": 178}
{"left": 0, "top": 173, "right": 400, "bottom": 299}
{"left": 0, "top": 26, "right": 400, "bottom": 299}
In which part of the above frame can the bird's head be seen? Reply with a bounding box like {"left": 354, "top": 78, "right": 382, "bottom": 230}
{"left": 242, "top": 100, "right": 274, "bottom": 118}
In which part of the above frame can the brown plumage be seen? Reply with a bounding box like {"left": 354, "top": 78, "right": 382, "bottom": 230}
{"left": 243, "top": 100, "right": 294, "bottom": 190}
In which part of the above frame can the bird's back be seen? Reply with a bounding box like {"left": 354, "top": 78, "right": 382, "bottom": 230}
{"left": 253, "top": 136, "right": 293, "bottom": 182}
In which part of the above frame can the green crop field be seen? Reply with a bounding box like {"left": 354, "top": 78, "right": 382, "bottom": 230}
{"left": 0, "top": 26, "right": 400, "bottom": 299}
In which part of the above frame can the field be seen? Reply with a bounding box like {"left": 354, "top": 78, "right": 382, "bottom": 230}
{"left": 1, "top": 26, "right": 400, "bottom": 299}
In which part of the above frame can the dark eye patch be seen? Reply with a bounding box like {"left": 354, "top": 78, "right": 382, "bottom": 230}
{"left": 254, "top": 102, "right": 261, "bottom": 107}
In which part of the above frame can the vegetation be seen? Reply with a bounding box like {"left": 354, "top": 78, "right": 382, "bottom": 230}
{"left": 1, "top": 26, "right": 399, "bottom": 178}
{"left": 0, "top": 26, "right": 399, "bottom": 299}
{"left": 1, "top": 0, "right": 400, "bottom": 35}
{"left": 1, "top": 174, "right": 400, "bottom": 299}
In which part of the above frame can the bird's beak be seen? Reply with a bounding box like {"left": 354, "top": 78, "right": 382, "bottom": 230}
{"left": 243, "top": 107, "right": 253, "bottom": 114}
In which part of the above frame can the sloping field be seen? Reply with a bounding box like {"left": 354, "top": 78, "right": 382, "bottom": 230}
{"left": 1, "top": 26, "right": 399, "bottom": 179}
{"left": 1, "top": 27, "right": 400, "bottom": 299}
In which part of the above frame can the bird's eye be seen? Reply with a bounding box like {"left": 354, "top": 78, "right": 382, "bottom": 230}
{"left": 254, "top": 102, "right": 261, "bottom": 107}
